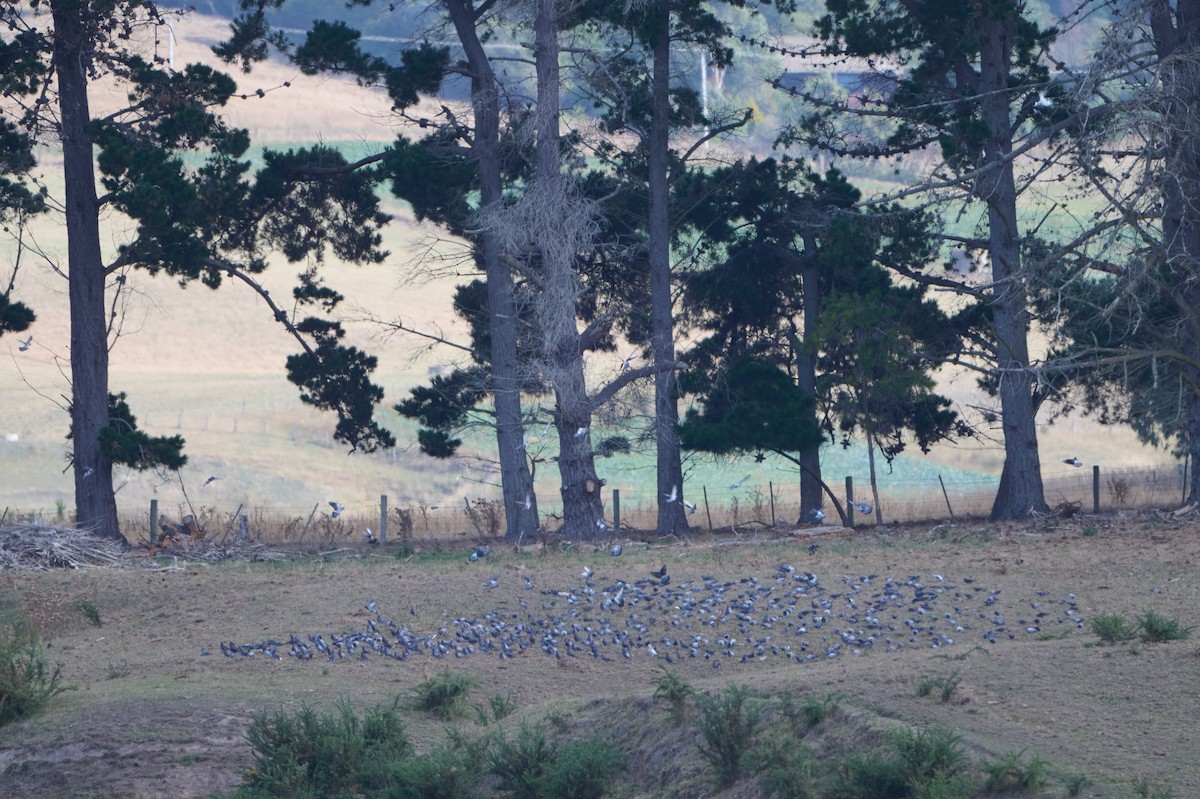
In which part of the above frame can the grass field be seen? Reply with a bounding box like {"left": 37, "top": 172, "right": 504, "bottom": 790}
{"left": 0, "top": 514, "right": 1198, "bottom": 798}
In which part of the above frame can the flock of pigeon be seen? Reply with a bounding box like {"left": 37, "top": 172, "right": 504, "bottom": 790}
{"left": 210, "top": 549, "right": 1087, "bottom": 670}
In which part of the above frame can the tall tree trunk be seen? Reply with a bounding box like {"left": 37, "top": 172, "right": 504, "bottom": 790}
{"left": 53, "top": 0, "right": 124, "bottom": 545}
{"left": 649, "top": 0, "right": 688, "bottom": 536}
{"left": 795, "top": 241, "right": 823, "bottom": 518}
{"left": 444, "top": 0, "right": 537, "bottom": 542}
{"left": 978, "top": 17, "right": 1049, "bottom": 520}
{"left": 535, "top": 0, "right": 605, "bottom": 540}
{"left": 1150, "top": 0, "right": 1200, "bottom": 506}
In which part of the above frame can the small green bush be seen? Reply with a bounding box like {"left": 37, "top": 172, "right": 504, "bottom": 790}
{"left": 696, "top": 684, "right": 762, "bottom": 789}
{"left": 475, "top": 692, "right": 516, "bottom": 725}
{"left": 389, "top": 738, "right": 483, "bottom": 799}
{"left": 0, "top": 614, "right": 70, "bottom": 727}
{"left": 651, "top": 667, "right": 694, "bottom": 721}
{"left": 892, "top": 727, "right": 970, "bottom": 792}
{"left": 980, "top": 749, "right": 1048, "bottom": 793}
{"left": 236, "top": 698, "right": 411, "bottom": 798}
{"left": 488, "top": 722, "right": 555, "bottom": 799}
{"left": 411, "top": 669, "right": 478, "bottom": 720}
{"left": 540, "top": 737, "right": 624, "bottom": 799}
{"left": 916, "top": 671, "right": 961, "bottom": 703}
{"left": 755, "top": 736, "right": 822, "bottom": 799}
{"left": 792, "top": 692, "right": 841, "bottom": 729}
{"left": 1136, "top": 610, "right": 1191, "bottom": 643}
{"left": 1063, "top": 772, "right": 1088, "bottom": 797}
{"left": 75, "top": 599, "right": 102, "bottom": 627}
{"left": 1090, "top": 612, "right": 1138, "bottom": 644}
{"left": 832, "top": 750, "right": 908, "bottom": 799}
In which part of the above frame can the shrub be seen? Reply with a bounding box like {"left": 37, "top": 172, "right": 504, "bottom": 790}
{"left": 474, "top": 692, "right": 516, "bottom": 725}
{"left": 75, "top": 599, "right": 102, "bottom": 627}
{"left": 980, "top": 749, "right": 1048, "bottom": 793}
{"left": 696, "top": 684, "right": 762, "bottom": 789}
{"left": 540, "top": 737, "right": 624, "bottom": 799}
{"left": 892, "top": 727, "right": 969, "bottom": 792}
{"left": 783, "top": 692, "right": 841, "bottom": 731}
{"left": 651, "top": 667, "right": 694, "bottom": 721}
{"left": 1063, "top": 772, "right": 1088, "bottom": 797}
{"left": 389, "top": 738, "right": 484, "bottom": 799}
{"left": 0, "top": 613, "right": 70, "bottom": 727}
{"left": 411, "top": 668, "right": 478, "bottom": 720}
{"left": 1136, "top": 610, "right": 1191, "bottom": 643}
{"left": 1090, "top": 612, "right": 1137, "bottom": 644}
{"left": 756, "top": 736, "right": 821, "bottom": 799}
{"left": 237, "top": 698, "right": 411, "bottom": 798}
{"left": 916, "top": 672, "right": 961, "bottom": 703}
{"left": 488, "top": 722, "right": 556, "bottom": 799}
{"left": 832, "top": 750, "right": 908, "bottom": 799}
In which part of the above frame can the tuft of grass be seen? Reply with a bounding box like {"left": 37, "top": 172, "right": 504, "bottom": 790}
{"left": 1090, "top": 612, "right": 1138, "bottom": 644}
{"left": 474, "top": 692, "right": 516, "bottom": 725}
{"left": 695, "top": 684, "right": 762, "bottom": 789}
{"left": 1064, "top": 772, "right": 1088, "bottom": 797}
{"left": 411, "top": 668, "right": 478, "bottom": 720}
{"left": 916, "top": 671, "right": 961, "bottom": 703}
{"left": 980, "top": 748, "right": 1048, "bottom": 793}
{"left": 781, "top": 691, "right": 842, "bottom": 732}
{"left": 1131, "top": 777, "right": 1175, "bottom": 798}
{"left": 0, "top": 612, "right": 70, "bottom": 727}
{"left": 75, "top": 599, "right": 102, "bottom": 627}
{"left": 1136, "top": 610, "right": 1191, "bottom": 643}
{"left": 651, "top": 667, "right": 694, "bottom": 721}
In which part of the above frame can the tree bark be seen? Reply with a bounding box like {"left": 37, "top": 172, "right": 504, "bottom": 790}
{"left": 444, "top": 0, "right": 538, "bottom": 541}
{"left": 795, "top": 240, "right": 823, "bottom": 518}
{"left": 649, "top": 0, "right": 689, "bottom": 536}
{"left": 978, "top": 15, "right": 1049, "bottom": 520}
{"left": 53, "top": 0, "right": 125, "bottom": 545}
{"left": 534, "top": 0, "right": 605, "bottom": 540}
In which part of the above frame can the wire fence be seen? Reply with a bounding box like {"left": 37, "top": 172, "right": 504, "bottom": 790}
{"left": 55, "top": 461, "right": 1184, "bottom": 548}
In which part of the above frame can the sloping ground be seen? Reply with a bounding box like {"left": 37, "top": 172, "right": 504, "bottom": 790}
{"left": 0, "top": 512, "right": 1197, "bottom": 798}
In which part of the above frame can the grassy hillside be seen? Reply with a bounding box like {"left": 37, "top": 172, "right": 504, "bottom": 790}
{"left": 0, "top": 12, "right": 1177, "bottom": 528}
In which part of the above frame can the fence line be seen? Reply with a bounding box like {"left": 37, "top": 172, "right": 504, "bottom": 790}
{"left": 76, "top": 462, "right": 1185, "bottom": 546}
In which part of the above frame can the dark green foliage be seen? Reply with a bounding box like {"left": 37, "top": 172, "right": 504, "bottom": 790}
{"left": 891, "top": 727, "right": 970, "bottom": 792}
{"left": 695, "top": 684, "right": 762, "bottom": 789}
{"left": 755, "top": 735, "right": 822, "bottom": 799}
{"left": 1136, "top": 610, "right": 1191, "bottom": 643}
{"left": 487, "top": 723, "right": 623, "bottom": 799}
{"left": 286, "top": 319, "right": 395, "bottom": 453}
{"left": 0, "top": 613, "right": 69, "bottom": 728}
{"left": 980, "top": 749, "right": 1048, "bottom": 793}
{"left": 0, "top": 288, "right": 36, "bottom": 337}
{"left": 233, "top": 698, "right": 411, "bottom": 798}
{"left": 386, "top": 737, "right": 484, "bottom": 799}
{"left": 679, "top": 357, "right": 823, "bottom": 456}
{"left": 89, "top": 392, "right": 187, "bottom": 472}
{"left": 832, "top": 750, "right": 910, "bottom": 799}
{"left": 1089, "top": 612, "right": 1138, "bottom": 644}
{"left": 410, "top": 669, "right": 478, "bottom": 720}
{"left": 651, "top": 667, "right": 695, "bottom": 721}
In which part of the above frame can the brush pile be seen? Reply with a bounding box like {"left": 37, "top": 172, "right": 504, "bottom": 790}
{"left": 0, "top": 525, "right": 125, "bottom": 570}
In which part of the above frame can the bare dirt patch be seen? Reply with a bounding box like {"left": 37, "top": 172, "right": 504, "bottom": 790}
{"left": 1, "top": 513, "right": 1198, "bottom": 798}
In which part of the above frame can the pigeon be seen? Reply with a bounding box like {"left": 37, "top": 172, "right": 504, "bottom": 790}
{"left": 682, "top": 500, "right": 697, "bottom": 514}
{"left": 1035, "top": 90, "right": 1053, "bottom": 108}
{"left": 609, "top": 543, "right": 623, "bottom": 557}
{"left": 468, "top": 545, "right": 491, "bottom": 562}
{"left": 620, "top": 354, "right": 635, "bottom": 372}
{"left": 651, "top": 564, "right": 667, "bottom": 579}
{"left": 729, "top": 474, "right": 751, "bottom": 490}
{"left": 664, "top": 485, "right": 678, "bottom": 503}
{"left": 808, "top": 542, "right": 819, "bottom": 556}
{"left": 806, "top": 508, "right": 826, "bottom": 523}
{"left": 484, "top": 573, "right": 500, "bottom": 589}
{"left": 523, "top": 575, "right": 534, "bottom": 590}
{"left": 852, "top": 501, "right": 873, "bottom": 515}
{"left": 82, "top": 466, "right": 94, "bottom": 479}
{"left": 522, "top": 494, "right": 532, "bottom": 511}
{"left": 329, "top": 501, "right": 344, "bottom": 518}
{"left": 365, "top": 601, "right": 377, "bottom": 613}
{"left": 574, "top": 426, "right": 588, "bottom": 439}
{"left": 18, "top": 335, "right": 32, "bottom": 352}
{"left": 1064, "top": 457, "right": 1083, "bottom": 468}
{"left": 203, "top": 475, "right": 219, "bottom": 487}
{"left": 581, "top": 565, "right": 594, "bottom": 581}
{"left": 596, "top": 519, "right": 608, "bottom": 534}
{"left": 361, "top": 528, "right": 378, "bottom": 544}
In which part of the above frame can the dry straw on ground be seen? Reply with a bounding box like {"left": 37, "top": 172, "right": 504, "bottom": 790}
{"left": 0, "top": 525, "right": 125, "bottom": 571}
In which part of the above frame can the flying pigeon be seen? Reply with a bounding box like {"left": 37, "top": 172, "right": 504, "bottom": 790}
{"left": 18, "top": 335, "right": 32, "bottom": 351}
{"left": 808, "top": 543, "right": 819, "bottom": 556}
{"left": 806, "top": 508, "right": 826, "bottom": 523}
{"left": 682, "top": 500, "right": 697, "bottom": 514}
{"left": 651, "top": 564, "right": 667, "bottom": 580}
{"left": 574, "top": 426, "right": 588, "bottom": 439}
{"left": 596, "top": 518, "right": 608, "bottom": 534}
{"left": 1064, "top": 457, "right": 1083, "bottom": 468}
{"left": 361, "top": 528, "right": 378, "bottom": 544}
{"left": 609, "top": 543, "right": 623, "bottom": 557}
{"left": 203, "top": 476, "right": 219, "bottom": 487}
{"left": 82, "top": 466, "right": 94, "bottom": 478}
{"left": 329, "top": 501, "right": 344, "bottom": 518}
{"left": 620, "top": 354, "right": 635, "bottom": 372}
{"left": 522, "top": 494, "right": 532, "bottom": 511}
{"left": 664, "top": 485, "right": 678, "bottom": 503}
{"left": 581, "top": 565, "right": 594, "bottom": 581}
{"left": 852, "top": 501, "right": 873, "bottom": 515}
{"left": 729, "top": 474, "right": 751, "bottom": 490}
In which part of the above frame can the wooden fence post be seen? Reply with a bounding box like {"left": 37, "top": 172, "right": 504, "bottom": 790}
{"left": 149, "top": 498, "right": 158, "bottom": 545}
{"left": 612, "top": 489, "right": 620, "bottom": 534}
{"left": 769, "top": 482, "right": 776, "bottom": 526}
{"left": 1093, "top": 464, "right": 1101, "bottom": 514}
{"left": 845, "top": 476, "right": 855, "bottom": 527}
{"left": 702, "top": 485, "right": 713, "bottom": 531}
{"left": 938, "top": 475, "right": 955, "bottom": 520}
{"left": 298, "top": 502, "right": 318, "bottom": 544}
{"left": 379, "top": 494, "right": 388, "bottom": 543}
